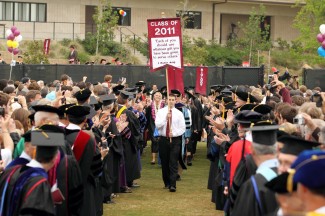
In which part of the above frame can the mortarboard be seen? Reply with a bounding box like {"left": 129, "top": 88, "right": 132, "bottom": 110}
{"left": 210, "top": 85, "right": 226, "bottom": 92}
{"left": 119, "top": 90, "right": 134, "bottom": 100}
{"left": 234, "top": 110, "right": 263, "bottom": 125}
{"left": 100, "top": 94, "right": 116, "bottom": 106}
{"left": 74, "top": 88, "right": 92, "bottom": 101}
{"left": 171, "top": 89, "right": 181, "bottom": 97}
{"left": 175, "top": 103, "right": 185, "bottom": 109}
{"left": 265, "top": 172, "right": 297, "bottom": 194}
{"left": 291, "top": 150, "right": 325, "bottom": 189}
{"left": 89, "top": 96, "right": 98, "bottom": 105}
{"left": 31, "top": 129, "right": 64, "bottom": 147}
{"left": 239, "top": 104, "right": 273, "bottom": 115}
{"left": 160, "top": 86, "right": 167, "bottom": 93}
{"left": 32, "top": 105, "right": 63, "bottom": 116}
{"left": 249, "top": 121, "right": 279, "bottom": 146}
{"left": 22, "top": 130, "right": 32, "bottom": 142}
{"left": 58, "top": 103, "right": 75, "bottom": 118}
{"left": 125, "top": 87, "right": 138, "bottom": 93}
{"left": 184, "top": 90, "right": 195, "bottom": 100}
{"left": 28, "top": 113, "right": 35, "bottom": 122}
{"left": 143, "top": 87, "right": 151, "bottom": 95}
{"left": 106, "top": 62, "right": 111, "bottom": 65}
{"left": 18, "top": 55, "right": 23, "bottom": 58}
{"left": 112, "top": 85, "right": 124, "bottom": 95}
{"left": 65, "top": 105, "right": 90, "bottom": 118}
{"left": 135, "top": 81, "right": 146, "bottom": 86}
{"left": 278, "top": 135, "right": 320, "bottom": 156}
{"left": 235, "top": 88, "right": 257, "bottom": 103}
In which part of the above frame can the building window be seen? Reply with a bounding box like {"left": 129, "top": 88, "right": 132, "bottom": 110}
{"left": 112, "top": 7, "right": 131, "bottom": 26}
{"left": 176, "top": 10, "right": 201, "bottom": 29}
{"left": 0, "top": 1, "right": 46, "bottom": 22}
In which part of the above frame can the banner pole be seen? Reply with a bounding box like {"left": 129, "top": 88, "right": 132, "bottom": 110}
{"left": 166, "top": 66, "right": 172, "bottom": 142}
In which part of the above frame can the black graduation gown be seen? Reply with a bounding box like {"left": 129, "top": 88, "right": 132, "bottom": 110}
{"left": 0, "top": 166, "right": 55, "bottom": 216}
{"left": 65, "top": 129, "right": 101, "bottom": 216}
{"left": 118, "top": 106, "right": 141, "bottom": 184}
{"left": 231, "top": 167, "right": 278, "bottom": 216}
{"left": 102, "top": 120, "right": 123, "bottom": 196}
{"left": 56, "top": 154, "right": 84, "bottom": 216}
{"left": 145, "top": 105, "right": 155, "bottom": 139}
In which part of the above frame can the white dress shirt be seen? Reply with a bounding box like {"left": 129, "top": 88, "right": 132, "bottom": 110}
{"left": 66, "top": 123, "right": 81, "bottom": 130}
{"left": 155, "top": 106, "right": 186, "bottom": 137}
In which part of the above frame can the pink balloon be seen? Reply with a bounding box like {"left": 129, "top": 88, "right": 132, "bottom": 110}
{"left": 13, "top": 48, "right": 19, "bottom": 55}
{"left": 11, "top": 26, "right": 17, "bottom": 33}
{"left": 322, "top": 41, "right": 325, "bottom": 49}
{"left": 317, "top": 33, "right": 324, "bottom": 43}
{"left": 13, "top": 30, "right": 20, "bottom": 37}
{"left": 7, "top": 47, "right": 13, "bottom": 53}
{"left": 7, "top": 34, "right": 15, "bottom": 40}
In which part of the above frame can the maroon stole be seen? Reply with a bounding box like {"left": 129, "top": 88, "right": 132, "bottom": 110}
{"left": 73, "top": 130, "right": 91, "bottom": 162}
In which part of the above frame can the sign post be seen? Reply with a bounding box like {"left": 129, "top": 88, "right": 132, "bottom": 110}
{"left": 147, "top": 17, "right": 183, "bottom": 141}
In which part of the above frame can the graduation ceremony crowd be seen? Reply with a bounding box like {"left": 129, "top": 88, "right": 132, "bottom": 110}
{"left": 0, "top": 66, "right": 324, "bottom": 216}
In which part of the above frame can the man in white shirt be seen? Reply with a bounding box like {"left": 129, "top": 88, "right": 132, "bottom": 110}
{"left": 155, "top": 93, "right": 185, "bottom": 192}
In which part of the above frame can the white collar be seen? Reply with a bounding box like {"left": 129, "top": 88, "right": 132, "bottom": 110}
{"left": 27, "top": 159, "right": 44, "bottom": 169}
{"left": 58, "top": 121, "right": 66, "bottom": 128}
{"left": 20, "top": 151, "right": 32, "bottom": 161}
{"left": 66, "top": 123, "right": 81, "bottom": 130}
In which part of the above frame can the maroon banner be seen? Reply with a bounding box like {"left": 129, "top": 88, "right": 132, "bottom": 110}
{"left": 147, "top": 18, "right": 183, "bottom": 72}
{"left": 44, "top": 39, "right": 51, "bottom": 55}
{"left": 167, "top": 66, "right": 184, "bottom": 95}
{"left": 195, "top": 67, "right": 208, "bottom": 95}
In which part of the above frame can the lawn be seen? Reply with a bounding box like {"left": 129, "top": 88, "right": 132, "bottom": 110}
{"left": 104, "top": 142, "right": 224, "bottom": 216}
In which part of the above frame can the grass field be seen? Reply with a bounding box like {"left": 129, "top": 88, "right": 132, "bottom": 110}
{"left": 104, "top": 142, "right": 224, "bottom": 216}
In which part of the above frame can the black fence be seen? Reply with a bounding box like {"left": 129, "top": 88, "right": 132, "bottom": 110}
{"left": 0, "top": 64, "right": 264, "bottom": 94}
{"left": 303, "top": 69, "right": 325, "bottom": 90}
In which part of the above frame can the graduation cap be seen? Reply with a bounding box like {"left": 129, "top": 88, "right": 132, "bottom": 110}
{"left": 31, "top": 129, "right": 64, "bottom": 147}
{"left": 235, "top": 88, "right": 257, "bottom": 103}
{"left": 143, "top": 87, "right": 151, "bottom": 96}
{"left": 18, "top": 55, "right": 23, "bottom": 58}
{"left": 89, "top": 96, "right": 98, "bottom": 105}
{"left": 125, "top": 88, "right": 138, "bottom": 93}
{"left": 22, "top": 130, "right": 32, "bottom": 142}
{"left": 278, "top": 135, "right": 320, "bottom": 156}
{"left": 65, "top": 105, "right": 90, "bottom": 118}
{"left": 112, "top": 85, "right": 124, "bottom": 95}
{"left": 265, "top": 172, "right": 297, "bottom": 194}
{"left": 85, "top": 62, "right": 90, "bottom": 65}
{"left": 152, "top": 90, "right": 161, "bottom": 96}
{"left": 119, "top": 90, "right": 134, "bottom": 100}
{"left": 100, "top": 94, "right": 116, "bottom": 106}
{"left": 160, "top": 86, "right": 167, "bottom": 93}
{"left": 32, "top": 105, "right": 63, "bottom": 116}
{"left": 234, "top": 110, "right": 263, "bottom": 125}
{"left": 171, "top": 89, "right": 181, "bottom": 97}
{"left": 249, "top": 121, "right": 279, "bottom": 146}
{"left": 38, "top": 124, "right": 65, "bottom": 133}
{"left": 291, "top": 150, "right": 325, "bottom": 189}
{"left": 175, "top": 103, "right": 185, "bottom": 109}
{"left": 239, "top": 104, "right": 273, "bottom": 115}
{"left": 74, "top": 88, "right": 92, "bottom": 101}
{"left": 220, "top": 87, "right": 233, "bottom": 96}
{"left": 58, "top": 103, "right": 76, "bottom": 118}
{"left": 135, "top": 81, "right": 146, "bottom": 86}
{"left": 210, "top": 85, "right": 226, "bottom": 92}
{"left": 28, "top": 113, "right": 35, "bottom": 122}
{"left": 184, "top": 90, "right": 195, "bottom": 100}
{"left": 105, "top": 62, "right": 111, "bottom": 65}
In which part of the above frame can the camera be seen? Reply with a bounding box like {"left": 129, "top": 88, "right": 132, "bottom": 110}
{"left": 55, "top": 83, "right": 60, "bottom": 92}
{"left": 14, "top": 97, "right": 18, "bottom": 102}
{"left": 293, "top": 115, "right": 305, "bottom": 125}
{"left": 265, "top": 84, "right": 272, "bottom": 90}
{"left": 0, "top": 107, "right": 5, "bottom": 117}
{"left": 311, "top": 93, "right": 323, "bottom": 107}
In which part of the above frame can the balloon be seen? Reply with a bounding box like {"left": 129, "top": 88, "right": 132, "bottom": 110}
{"left": 317, "top": 33, "right": 324, "bottom": 43}
{"left": 13, "top": 30, "right": 20, "bottom": 37}
{"left": 13, "top": 48, "right": 19, "bottom": 55}
{"left": 15, "top": 35, "right": 23, "bottom": 42}
{"left": 123, "top": 12, "right": 127, "bottom": 17}
{"left": 320, "top": 24, "right": 325, "bottom": 34}
{"left": 11, "top": 26, "right": 17, "bottom": 33}
{"left": 7, "top": 47, "right": 13, "bottom": 53}
{"left": 317, "top": 46, "right": 325, "bottom": 57}
{"left": 5, "top": 29, "right": 12, "bottom": 37}
{"left": 119, "top": 10, "right": 123, "bottom": 15}
{"left": 322, "top": 41, "right": 325, "bottom": 49}
{"left": 12, "top": 41, "right": 19, "bottom": 48}
{"left": 7, "top": 40, "right": 13, "bottom": 48}
{"left": 7, "top": 34, "right": 15, "bottom": 41}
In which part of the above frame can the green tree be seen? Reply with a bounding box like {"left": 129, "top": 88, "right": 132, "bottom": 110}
{"left": 23, "top": 41, "right": 49, "bottom": 64}
{"left": 293, "top": 0, "right": 325, "bottom": 53}
{"left": 227, "top": 4, "right": 272, "bottom": 66}
{"left": 93, "top": 0, "right": 119, "bottom": 55}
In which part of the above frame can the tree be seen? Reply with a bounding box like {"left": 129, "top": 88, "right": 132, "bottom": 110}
{"left": 227, "top": 5, "right": 272, "bottom": 66}
{"left": 93, "top": 0, "right": 119, "bottom": 55}
{"left": 293, "top": 0, "right": 325, "bottom": 53}
{"left": 23, "top": 41, "right": 49, "bottom": 64}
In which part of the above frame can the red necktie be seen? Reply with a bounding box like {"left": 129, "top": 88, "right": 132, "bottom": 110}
{"left": 166, "top": 109, "right": 172, "bottom": 138}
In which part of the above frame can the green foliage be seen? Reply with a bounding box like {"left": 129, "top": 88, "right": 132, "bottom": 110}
{"left": 22, "top": 41, "right": 49, "bottom": 64}
{"left": 275, "top": 38, "right": 290, "bottom": 50}
{"left": 293, "top": 0, "right": 325, "bottom": 53}
{"left": 127, "top": 36, "right": 149, "bottom": 57}
{"left": 80, "top": 33, "right": 97, "bottom": 55}
{"left": 92, "top": 0, "right": 119, "bottom": 54}
{"left": 226, "top": 5, "right": 272, "bottom": 66}
{"left": 59, "top": 38, "right": 73, "bottom": 47}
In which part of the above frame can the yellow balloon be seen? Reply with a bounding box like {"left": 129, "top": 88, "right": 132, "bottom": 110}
{"left": 12, "top": 41, "right": 19, "bottom": 48}
{"left": 7, "top": 40, "right": 13, "bottom": 48}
